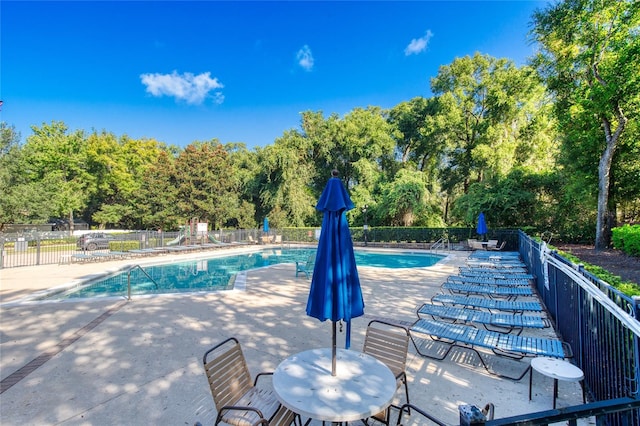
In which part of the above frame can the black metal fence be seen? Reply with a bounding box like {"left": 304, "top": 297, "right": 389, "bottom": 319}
{"left": 1, "top": 226, "right": 522, "bottom": 268}
{"left": 0, "top": 229, "right": 268, "bottom": 268}
{"left": 519, "top": 230, "right": 640, "bottom": 425}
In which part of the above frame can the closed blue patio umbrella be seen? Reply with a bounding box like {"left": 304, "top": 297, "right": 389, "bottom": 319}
{"left": 263, "top": 217, "right": 269, "bottom": 233}
{"left": 477, "top": 212, "right": 488, "bottom": 240}
{"left": 306, "top": 170, "right": 365, "bottom": 375}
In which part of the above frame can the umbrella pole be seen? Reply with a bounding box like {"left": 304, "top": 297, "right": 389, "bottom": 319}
{"left": 332, "top": 321, "right": 337, "bottom": 376}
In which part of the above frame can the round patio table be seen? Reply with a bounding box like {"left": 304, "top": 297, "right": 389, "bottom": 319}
{"left": 272, "top": 348, "right": 396, "bottom": 423}
{"left": 529, "top": 357, "right": 585, "bottom": 409}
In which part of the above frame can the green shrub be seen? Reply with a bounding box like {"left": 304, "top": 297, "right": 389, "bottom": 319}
{"left": 612, "top": 224, "right": 640, "bottom": 256}
{"left": 556, "top": 249, "right": 640, "bottom": 297}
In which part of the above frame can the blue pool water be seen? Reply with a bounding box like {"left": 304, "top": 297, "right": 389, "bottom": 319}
{"left": 42, "top": 248, "right": 444, "bottom": 300}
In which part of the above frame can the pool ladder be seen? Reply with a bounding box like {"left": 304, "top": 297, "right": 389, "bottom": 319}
{"left": 127, "top": 265, "right": 159, "bottom": 300}
{"left": 430, "top": 237, "right": 450, "bottom": 253}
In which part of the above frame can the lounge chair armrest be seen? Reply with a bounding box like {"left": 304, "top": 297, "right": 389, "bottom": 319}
{"left": 562, "top": 341, "right": 574, "bottom": 359}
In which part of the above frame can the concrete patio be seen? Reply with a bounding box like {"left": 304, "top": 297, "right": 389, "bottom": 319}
{"left": 0, "top": 248, "right": 587, "bottom": 425}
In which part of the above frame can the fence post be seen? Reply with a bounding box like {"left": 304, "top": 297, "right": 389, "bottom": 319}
{"left": 36, "top": 236, "right": 42, "bottom": 265}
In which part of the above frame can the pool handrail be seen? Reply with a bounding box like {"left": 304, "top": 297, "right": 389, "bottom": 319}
{"left": 127, "top": 265, "right": 159, "bottom": 300}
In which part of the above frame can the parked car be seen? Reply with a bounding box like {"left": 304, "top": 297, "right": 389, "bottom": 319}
{"left": 76, "top": 233, "right": 114, "bottom": 251}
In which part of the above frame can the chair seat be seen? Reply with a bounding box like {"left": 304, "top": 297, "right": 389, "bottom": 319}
{"left": 221, "top": 387, "right": 281, "bottom": 426}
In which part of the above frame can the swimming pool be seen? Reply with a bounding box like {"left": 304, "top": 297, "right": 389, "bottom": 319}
{"left": 40, "top": 248, "right": 444, "bottom": 300}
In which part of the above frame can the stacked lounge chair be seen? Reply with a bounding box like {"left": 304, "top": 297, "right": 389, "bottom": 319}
{"left": 416, "top": 302, "right": 547, "bottom": 334}
{"left": 410, "top": 318, "right": 568, "bottom": 380}
{"left": 431, "top": 294, "right": 543, "bottom": 313}
{"left": 442, "top": 281, "right": 534, "bottom": 298}
{"left": 409, "top": 250, "right": 567, "bottom": 380}
{"left": 448, "top": 275, "right": 532, "bottom": 286}
{"left": 458, "top": 267, "right": 532, "bottom": 278}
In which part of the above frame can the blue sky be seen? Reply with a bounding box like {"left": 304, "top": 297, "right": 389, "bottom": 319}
{"left": 1, "top": 1, "right": 549, "bottom": 149}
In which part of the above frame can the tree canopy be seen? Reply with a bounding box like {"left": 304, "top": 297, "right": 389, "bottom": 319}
{"left": 1, "top": 0, "right": 638, "bottom": 244}
{"left": 531, "top": 0, "right": 640, "bottom": 248}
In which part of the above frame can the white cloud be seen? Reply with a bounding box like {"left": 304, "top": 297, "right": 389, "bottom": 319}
{"left": 296, "top": 45, "right": 314, "bottom": 71}
{"left": 404, "top": 30, "right": 433, "bottom": 56}
{"left": 140, "top": 71, "right": 224, "bottom": 105}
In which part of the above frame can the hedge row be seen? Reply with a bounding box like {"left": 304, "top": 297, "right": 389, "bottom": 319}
{"left": 281, "top": 227, "right": 521, "bottom": 245}
{"left": 612, "top": 224, "right": 640, "bottom": 257}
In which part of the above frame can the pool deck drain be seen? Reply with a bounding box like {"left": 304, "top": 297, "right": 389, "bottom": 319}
{"left": 0, "top": 300, "right": 127, "bottom": 394}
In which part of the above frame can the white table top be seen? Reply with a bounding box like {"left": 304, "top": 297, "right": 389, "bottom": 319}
{"left": 272, "top": 348, "right": 397, "bottom": 422}
{"left": 531, "top": 357, "right": 584, "bottom": 382}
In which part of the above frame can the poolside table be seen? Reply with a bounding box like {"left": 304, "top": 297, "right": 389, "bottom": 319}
{"left": 529, "top": 356, "right": 585, "bottom": 409}
{"left": 273, "top": 348, "right": 396, "bottom": 424}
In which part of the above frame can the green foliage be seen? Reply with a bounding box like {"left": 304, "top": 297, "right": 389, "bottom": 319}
{"left": 257, "top": 130, "right": 317, "bottom": 227}
{"left": 2, "top": 12, "right": 638, "bottom": 237}
{"left": 556, "top": 249, "right": 640, "bottom": 296}
{"left": 377, "top": 168, "right": 443, "bottom": 227}
{"left": 352, "top": 226, "right": 470, "bottom": 243}
{"left": 531, "top": 0, "right": 640, "bottom": 248}
{"left": 612, "top": 224, "right": 640, "bottom": 256}
{"left": 452, "top": 168, "right": 563, "bottom": 230}
{"left": 431, "top": 53, "right": 555, "bottom": 198}
{"left": 280, "top": 227, "right": 318, "bottom": 243}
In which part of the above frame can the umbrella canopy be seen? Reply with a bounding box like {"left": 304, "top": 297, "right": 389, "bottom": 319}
{"left": 477, "top": 212, "right": 488, "bottom": 238}
{"left": 263, "top": 217, "right": 269, "bottom": 233}
{"left": 306, "top": 171, "right": 365, "bottom": 375}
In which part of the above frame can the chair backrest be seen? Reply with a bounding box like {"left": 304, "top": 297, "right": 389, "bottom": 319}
{"left": 306, "top": 255, "right": 314, "bottom": 268}
{"left": 202, "top": 337, "right": 253, "bottom": 411}
{"left": 363, "top": 320, "right": 410, "bottom": 380}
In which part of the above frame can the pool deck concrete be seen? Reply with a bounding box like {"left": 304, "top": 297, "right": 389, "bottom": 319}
{"left": 0, "top": 246, "right": 588, "bottom": 425}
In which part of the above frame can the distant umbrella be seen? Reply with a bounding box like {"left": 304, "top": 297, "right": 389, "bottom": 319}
{"left": 263, "top": 217, "right": 269, "bottom": 233}
{"left": 306, "top": 170, "right": 365, "bottom": 376}
{"left": 477, "top": 212, "right": 488, "bottom": 239}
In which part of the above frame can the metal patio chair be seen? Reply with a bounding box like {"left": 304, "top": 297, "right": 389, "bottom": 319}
{"left": 202, "top": 337, "right": 298, "bottom": 426}
{"left": 363, "top": 320, "right": 411, "bottom": 425}
{"left": 295, "top": 255, "right": 314, "bottom": 278}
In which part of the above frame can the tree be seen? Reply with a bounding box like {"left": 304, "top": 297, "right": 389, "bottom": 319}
{"left": 174, "top": 141, "right": 239, "bottom": 230}
{"left": 84, "top": 131, "right": 135, "bottom": 228}
{"left": 89, "top": 135, "right": 168, "bottom": 229}
{"left": 430, "top": 53, "right": 556, "bottom": 201}
{"left": 377, "top": 168, "right": 444, "bottom": 227}
{"left": 453, "top": 168, "right": 562, "bottom": 231}
{"left": 0, "top": 123, "right": 50, "bottom": 229}
{"left": 257, "top": 130, "right": 317, "bottom": 227}
{"left": 388, "top": 97, "right": 445, "bottom": 176}
{"left": 224, "top": 143, "right": 259, "bottom": 229}
{"left": 19, "top": 121, "right": 93, "bottom": 232}
{"left": 132, "top": 149, "right": 180, "bottom": 230}
{"left": 532, "top": 0, "right": 640, "bottom": 248}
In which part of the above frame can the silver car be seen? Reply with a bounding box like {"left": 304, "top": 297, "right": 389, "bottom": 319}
{"left": 76, "top": 233, "right": 114, "bottom": 251}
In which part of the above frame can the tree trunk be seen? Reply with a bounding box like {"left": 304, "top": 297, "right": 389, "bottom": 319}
{"left": 595, "top": 113, "right": 626, "bottom": 249}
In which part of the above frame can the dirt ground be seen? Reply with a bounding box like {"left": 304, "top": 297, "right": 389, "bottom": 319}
{"left": 556, "top": 244, "right": 640, "bottom": 286}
